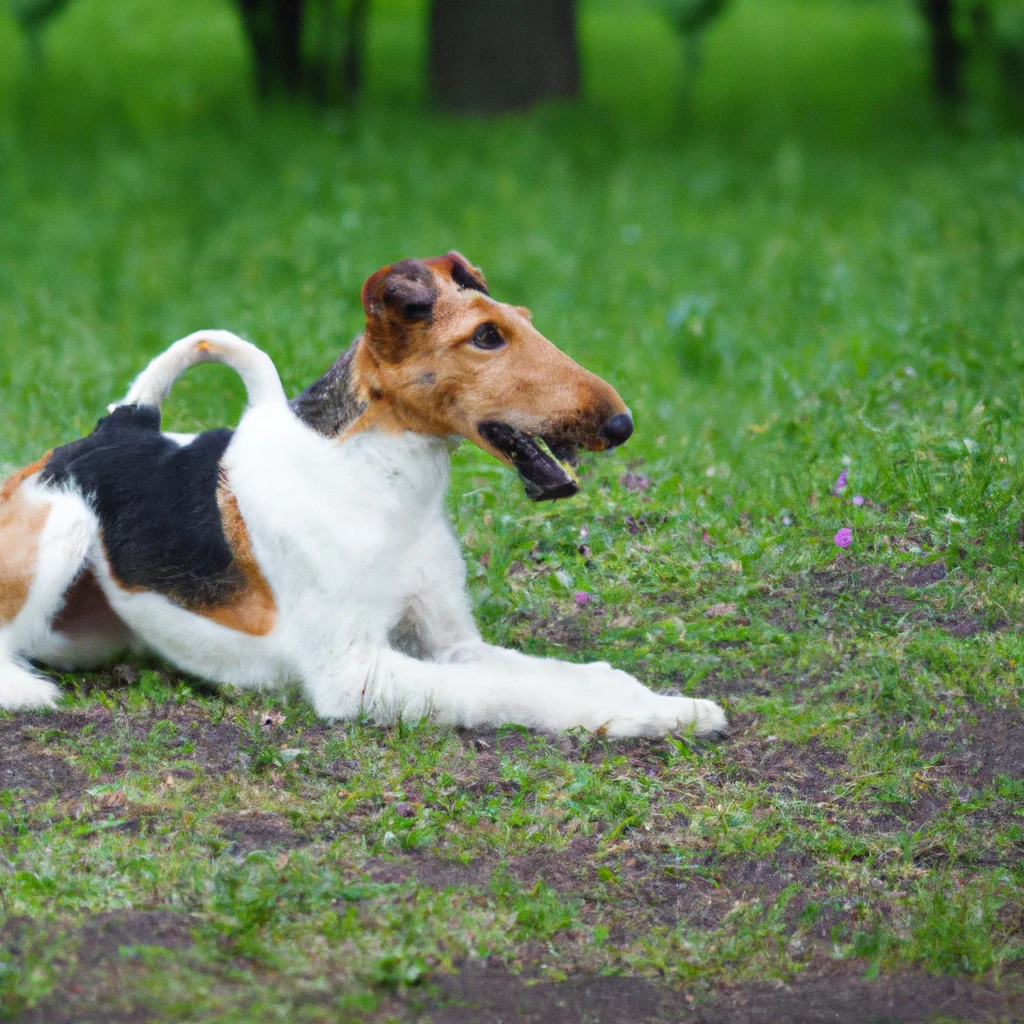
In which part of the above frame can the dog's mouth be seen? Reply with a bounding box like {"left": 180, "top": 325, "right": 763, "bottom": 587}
{"left": 477, "top": 421, "right": 581, "bottom": 501}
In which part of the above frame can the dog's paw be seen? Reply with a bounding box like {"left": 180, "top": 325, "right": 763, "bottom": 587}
{"left": 687, "top": 697, "right": 729, "bottom": 739}
{"left": 600, "top": 695, "right": 728, "bottom": 740}
{"left": 0, "top": 666, "right": 61, "bottom": 712}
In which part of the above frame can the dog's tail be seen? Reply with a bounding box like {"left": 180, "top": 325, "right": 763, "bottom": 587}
{"left": 109, "top": 330, "right": 287, "bottom": 414}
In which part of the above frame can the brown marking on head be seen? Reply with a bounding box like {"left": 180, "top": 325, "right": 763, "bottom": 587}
{"left": 346, "top": 253, "right": 631, "bottom": 498}
{"left": 198, "top": 478, "right": 278, "bottom": 636}
{"left": 0, "top": 461, "right": 52, "bottom": 624}
{"left": 361, "top": 258, "right": 440, "bottom": 364}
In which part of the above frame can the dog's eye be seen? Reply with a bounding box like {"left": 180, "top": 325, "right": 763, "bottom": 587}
{"left": 471, "top": 323, "right": 505, "bottom": 351}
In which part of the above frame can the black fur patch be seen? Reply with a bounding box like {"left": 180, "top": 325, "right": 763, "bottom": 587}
{"left": 381, "top": 260, "right": 439, "bottom": 322}
{"left": 290, "top": 343, "right": 367, "bottom": 438}
{"left": 40, "top": 406, "right": 244, "bottom": 608}
{"left": 449, "top": 258, "right": 489, "bottom": 295}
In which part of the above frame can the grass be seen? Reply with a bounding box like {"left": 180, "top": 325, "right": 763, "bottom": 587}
{"left": 1, "top": 0, "right": 1024, "bottom": 1021}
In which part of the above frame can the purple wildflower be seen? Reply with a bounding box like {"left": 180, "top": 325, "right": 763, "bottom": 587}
{"left": 620, "top": 471, "right": 651, "bottom": 492}
{"left": 574, "top": 591, "right": 592, "bottom": 607}
{"left": 852, "top": 495, "right": 865, "bottom": 506}
{"left": 831, "top": 469, "right": 848, "bottom": 496}
{"left": 834, "top": 528, "right": 853, "bottom": 548}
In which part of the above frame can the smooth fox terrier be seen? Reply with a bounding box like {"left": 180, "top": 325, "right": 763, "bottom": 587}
{"left": 0, "top": 253, "right": 727, "bottom": 738}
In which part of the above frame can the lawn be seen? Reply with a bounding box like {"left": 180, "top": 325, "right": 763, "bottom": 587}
{"left": 2, "top": 0, "right": 1024, "bottom": 1020}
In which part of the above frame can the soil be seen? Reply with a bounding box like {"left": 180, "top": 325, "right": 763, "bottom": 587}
{"left": 396, "top": 959, "right": 1024, "bottom": 1024}
{"left": 404, "top": 964, "right": 669, "bottom": 1023}
{"left": 728, "top": 733, "right": 848, "bottom": 803}
{"left": 216, "top": 810, "right": 303, "bottom": 853}
{"left": 0, "top": 715, "right": 85, "bottom": 803}
{"left": 608, "top": 844, "right": 825, "bottom": 932}
{"left": 7, "top": 913, "right": 1021, "bottom": 1024}
{"left": 5, "top": 910, "right": 195, "bottom": 1024}
{"left": 763, "top": 559, "right": 998, "bottom": 638}
{"left": 507, "top": 607, "right": 606, "bottom": 652}
{"left": 369, "top": 836, "right": 597, "bottom": 892}
{"left": 917, "top": 707, "right": 1024, "bottom": 787}
{"left": 3, "top": 699, "right": 246, "bottom": 783}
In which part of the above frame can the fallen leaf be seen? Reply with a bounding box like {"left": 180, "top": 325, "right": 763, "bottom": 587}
{"left": 260, "top": 710, "right": 286, "bottom": 730}
{"left": 704, "top": 602, "right": 738, "bottom": 618}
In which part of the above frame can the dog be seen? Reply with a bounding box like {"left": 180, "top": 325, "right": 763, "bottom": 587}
{"left": 0, "top": 252, "right": 727, "bottom": 738}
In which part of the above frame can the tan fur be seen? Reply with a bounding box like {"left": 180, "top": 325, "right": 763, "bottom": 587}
{"left": 0, "top": 462, "right": 51, "bottom": 624}
{"left": 195, "top": 478, "right": 278, "bottom": 636}
{"left": 340, "top": 253, "right": 629, "bottom": 468}
{"left": 0, "top": 453, "right": 51, "bottom": 502}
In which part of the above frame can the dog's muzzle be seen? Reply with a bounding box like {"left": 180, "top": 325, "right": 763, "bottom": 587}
{"left": 478, "top": 412, "right": 634, "bottom": 501}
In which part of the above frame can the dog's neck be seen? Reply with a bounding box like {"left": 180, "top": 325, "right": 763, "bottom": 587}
{"left": 289, "top": 340, "right": 368, "bottom": 438}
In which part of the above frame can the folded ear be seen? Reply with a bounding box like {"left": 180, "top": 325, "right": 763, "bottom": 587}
{"left": 425, "top": 251, "right": 489, "bottom": 295}
{"left": 361, "top": 259, "right": 440, "bottom": 362}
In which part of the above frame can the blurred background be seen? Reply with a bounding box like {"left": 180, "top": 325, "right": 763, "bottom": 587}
{"left": 1, "top": 0, "right": 1022, "bottom": 530}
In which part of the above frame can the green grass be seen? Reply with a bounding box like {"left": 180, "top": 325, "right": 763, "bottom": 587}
{"left": 2, "top": 0, "right": 1024, "bottom": 1021}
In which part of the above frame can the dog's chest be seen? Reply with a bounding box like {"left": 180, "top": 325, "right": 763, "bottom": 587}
{"left": 223, "top": 410, "right": 451, "bottom": 604}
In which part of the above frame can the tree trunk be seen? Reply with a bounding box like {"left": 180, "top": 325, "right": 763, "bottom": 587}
{"left": 343, "top": 0, "right": 371, "bottom": 98}
{"left": 237, "top": 0, "right": 308, "bottom": 96}
{"left": 920, "top": 0, "right": 963, "bottom": 100}
{"left": 235, "top": 0, "right": 368, "bottom": 103}
{"left": 429, "top": 0, "right": 579, "bottom": 113}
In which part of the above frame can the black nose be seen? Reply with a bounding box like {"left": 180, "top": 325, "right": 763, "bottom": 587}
{"left": 599, "top": 412, "right": 634, "bottom": 448}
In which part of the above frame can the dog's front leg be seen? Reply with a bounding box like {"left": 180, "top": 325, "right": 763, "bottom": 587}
{"left": 378, "top": 525, "right": 727, "bottom": 737}
{"left": 302, "top": 641, "right": 726, "bottom": 738}
{"left": 437, "top": 641, "right": 728, "bottom": 738}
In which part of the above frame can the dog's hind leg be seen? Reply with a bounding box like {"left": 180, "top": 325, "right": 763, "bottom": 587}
{"left": 0, "top": 485, "right": 100, "bottom": 711}
{"left": 111, "top": 330, "right": 286, "bottom": 414}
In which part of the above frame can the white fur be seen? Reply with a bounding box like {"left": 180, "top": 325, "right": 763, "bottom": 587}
{"left": 0, "top": 339, "right": 727, "bottom": 738}
{"left": 111, "top": 330, "right": 285, "bottom": 413}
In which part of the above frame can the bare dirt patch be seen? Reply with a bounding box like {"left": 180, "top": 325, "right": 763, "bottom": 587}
{"left": 370, "top": 854, "right": 495, "bottom": 889}
{"left": 217, "top": 811, "right": 302, "bottom": 853}
{"left": 762, "top": 559, "right": 997, "bottom": 638}
{"left": 121, "top": 704, "right": 243, "bottom": 775}
{"left": 403, "top": 962, "right": 672, "bottom": 1024}
{"left": 729, "top": 732, "right": 848, "bottom": 803}
{"left": 12, "top": 701, "right": 245, "bottom": 778}
{"left": 6, "top": 910, "right": 195, "bottom": 1024}
{"left": 599, "top": 842, "right": 826, "bottom": 932}
{"left": 369, "top": 837, "right": 597, "bottom": 893}
{"left": 688, "top": 960, "right": 1024, "bottom": 1024}
{"left": 506, "top": 607, "right": 607, "bottom": 652}
{"left": 0, "top": 714, "right": 86, "bottom": 803}
{"left": 395, "top": 960, "right": 1024, "bottom": 1024}
{"left": 918, "top": 707, "right": 1024, "bottom": 787}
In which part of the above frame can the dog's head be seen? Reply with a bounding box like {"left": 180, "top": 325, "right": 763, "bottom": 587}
{"left": 350, "top": 252, "right": 632, "bottom": 501}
